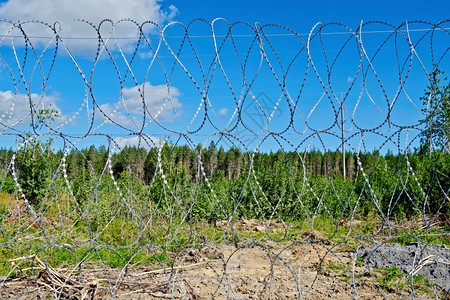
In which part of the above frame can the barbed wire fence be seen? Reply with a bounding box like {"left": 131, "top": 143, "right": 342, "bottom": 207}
{"left": 0, "top": 19, "right": 449, "bottom": 299}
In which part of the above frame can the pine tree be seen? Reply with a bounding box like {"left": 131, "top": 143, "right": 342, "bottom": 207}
{"left": 420, "top": 67, "right": 450, "bottom": 153}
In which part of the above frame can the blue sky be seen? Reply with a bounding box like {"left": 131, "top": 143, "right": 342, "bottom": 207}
{"left": 0, "top": 0, "right": 449, "bottom": 153}
{"left": 171, "top": 0, "right": 449, "bottom": 29}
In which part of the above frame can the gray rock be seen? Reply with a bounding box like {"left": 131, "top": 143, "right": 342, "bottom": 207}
{"left": 357, "top": 242, "right": 450, "bottom": 290}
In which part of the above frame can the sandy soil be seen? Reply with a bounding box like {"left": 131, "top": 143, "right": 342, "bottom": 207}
{"left": 1, "top": 237, "right": 446, "bottom": 299}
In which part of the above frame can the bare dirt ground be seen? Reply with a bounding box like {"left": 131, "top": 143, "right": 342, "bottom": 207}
{"left": 1, "top": 241, "right": 447, "bottom": 299}
{"left": 1, "top": 219, "right": 448, "bottom": 299}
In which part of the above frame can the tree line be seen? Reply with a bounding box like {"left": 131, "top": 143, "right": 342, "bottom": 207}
{"left": 0, "top": 142, "right": 448, "bottom": 222}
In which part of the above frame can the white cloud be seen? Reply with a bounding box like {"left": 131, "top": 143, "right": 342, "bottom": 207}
{"left": 99, "top": 82, "right": 181, "bottom": 129}
{"left": 0, "top": 90, "right": 64, "bottom": 130}
{"left": 114, "top": 135, "right": 161, "bottom": 150}
{"left": 138, "top": 51, "right": 154, "bottom": 60}
{"left": 0, "top": 0, "right": 178, "bottom": 55}
{"left": 166, "top": 5, "right": 179, "bottom": 20}
{"left": 218, "top": 108, "right": 228, "bottom": 116}
{"left": 347, "top": 76, "right": 354, "bottom": 83}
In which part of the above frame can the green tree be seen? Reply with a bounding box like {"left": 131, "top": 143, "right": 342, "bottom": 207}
{"left": 420, "top": 67, "right": 450, "bottom": 153}
{"left": 15, "top": 140, "right": 51, "bottom": 206}
{"left": 417, "top": 68, "right": 450, "bottom": 217}
{"left": 15, "top": 107, "right": 60, "bottom": 206}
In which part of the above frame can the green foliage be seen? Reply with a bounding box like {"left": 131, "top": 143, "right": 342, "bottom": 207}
{"left": 0, "top": 173, "right": 15, "bottom": 194}
{"left": 420, "top": 67, "right": 450, "bottom": 152}
{"left": 2, "top": 141, "right": 448, "bottom": 220}
{"left": 12, "top": 107, "right": 61, "bottom": 207}
{"left": 375, "top": 266, "right": 436, "bottom": 296}
{"left": 376, "top": 266, "right": 404, "bottom": 289}
{"left": 15, "top": 137, "right": 53, "bottom": 206}
{"left": 72, "top": 166, "right": 96, "bottom": 210}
